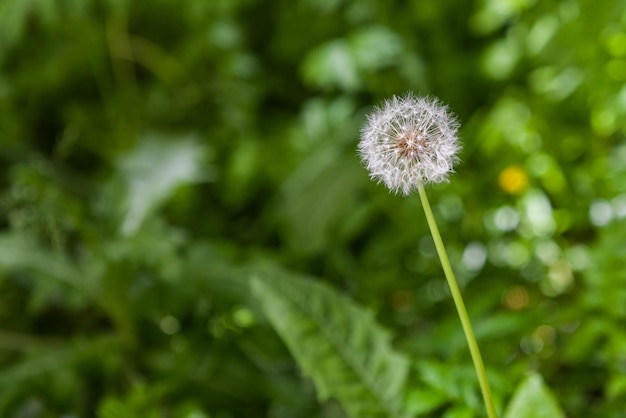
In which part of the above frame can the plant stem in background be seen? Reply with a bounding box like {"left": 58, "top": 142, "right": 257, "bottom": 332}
{"left": 417, "top": 182, "right": 498, "bottom": 418}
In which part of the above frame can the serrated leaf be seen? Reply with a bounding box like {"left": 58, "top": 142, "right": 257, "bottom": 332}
{"left": 251, "top": 268, "right": 409, "bottom": 418}
{"left": 504, "top": 373, "right": 565, "bottom": 418}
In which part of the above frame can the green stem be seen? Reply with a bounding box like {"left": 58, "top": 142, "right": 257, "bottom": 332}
{"left": 417, "top": 183, "right": 498, "bottom": 418}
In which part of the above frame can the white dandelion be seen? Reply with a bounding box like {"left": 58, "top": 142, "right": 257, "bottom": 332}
{"left": 357, "top": 94, "right": 497, "bottom": 418}
{"left": 358, "top": 93, "right": 461, "bottom": 195}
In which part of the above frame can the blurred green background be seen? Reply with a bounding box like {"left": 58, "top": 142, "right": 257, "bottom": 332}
{"left": 1, "top": 0, "right": 626, "bottom": 417}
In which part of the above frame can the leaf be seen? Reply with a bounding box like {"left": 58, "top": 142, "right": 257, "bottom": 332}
{"left": 0, "top": 335, "right": 120, "bottom": 411}
{"left": 301, "top": 40, "right": 360, "bottom": 91}
{"left": 349, "top": 26, "right": 404, "bottom": 72}
{"left": 404, "top": 387, "right": 447, "bottom": 416}
{"left": 251, "top": 267, "right": 409, "bottom": 418}
{"left": 504, "top": 373, "right": 565, "bottom": 418}
{"left": 0, "top": 233, "right": 99, "bottom": 299}
{"left": 443, "top": 405, "right": 475, "bottom": 418}
{"left": 0, "top": 0, "right": 46, "bottom": 50}
{"left": 97, "top": 384, "right": 163, "bottom": 418}
{"left": 115, "top": 133, "right": 207, "bottom": 235}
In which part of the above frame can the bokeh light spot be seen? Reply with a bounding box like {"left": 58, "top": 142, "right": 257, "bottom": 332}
{"left": 160, "top": 316, "right": 180, "bottom": 335}
{"left": 606, "top": 31, "right": 626, "bottom": 56}
{"left": 462, "top": 241, "right": 488, "bottom": 271}
{"left": 503, "top": 285, "right": 529, "bottom": 310}
{"left": 233, "top": 307, "right": 256, "bottom": 328}
{"left": 523, "top": 191, "right": 556, "bottom": 237}
{"left": 612, "top": 193, "right": 626, "bottom": 218}
{"left": 482, "top": 38, "right": 520, "bottom": 80}
{"left": 498, "top": 165, "right": 528, "bottom": 194}
{"left": 535, "top": 240, "right": 560, "bottom": 265}
{"left": 527, "top": 14, "right": 559, "bottom": 55}
{"left": 590, "top": 199, "right": 614, "bottom": 226}
{"left": 521, "top": 324, "right": 556, "bottom": 356}
{"left": 494, "top": 206, "right": 520, "bottom": 231}
{"left": 535, "top": 325, "right": 556, "bottom": 345}
{"left": 591, "top": 106, "right": 617, "bottom": 135}
{"left": 548, "top": 260, "right": 574, "bottom": 291}
{"left": 565, "top": 245, "right": 590, "bottom": 271}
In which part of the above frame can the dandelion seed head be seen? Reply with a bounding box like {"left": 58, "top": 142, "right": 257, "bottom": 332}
{"left": 358, "top": 93, "right": 461, "bottom": 195}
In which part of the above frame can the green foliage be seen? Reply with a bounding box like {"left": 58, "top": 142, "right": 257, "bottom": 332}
{"left": 251, "top": 267, "right": 409, "bottom": 418}
{"left": 97, "top": 383, "right": 211, "bottom": 418}
{"left": 1, "top": 0, "right": 625, "bottom": 416}
{"left": 504, "top": 373, "right": 565, "bottom": 418}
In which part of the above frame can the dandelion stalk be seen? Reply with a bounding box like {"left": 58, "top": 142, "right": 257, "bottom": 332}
{"left": 417, "top": 182, "right": 497, "bottom": 418}
{"left": 358, "top": 93, "right": 497, "bottom": 417}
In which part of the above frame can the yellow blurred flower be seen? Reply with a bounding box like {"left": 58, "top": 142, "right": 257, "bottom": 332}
{"left": 498, "top": 165, "right": 528, "bottom": 194}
